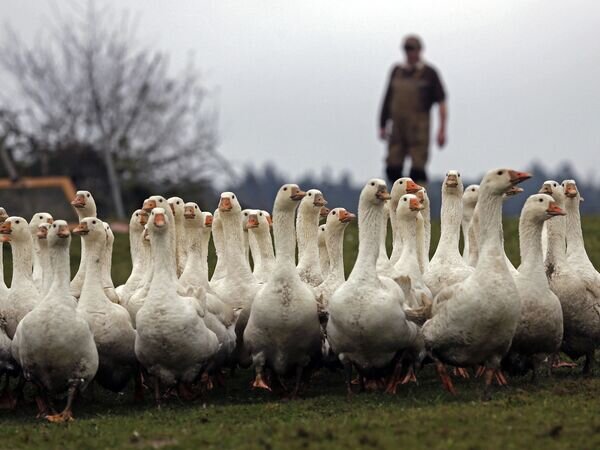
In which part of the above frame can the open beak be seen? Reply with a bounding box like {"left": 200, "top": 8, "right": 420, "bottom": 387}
{"left": 143, "top": 199, "right": 157, "bottom": 212}
{"left": 313, "top": 194, "right": 327, "bottom": 207}
{"left": 204, "top": 215, "right": 213, "bottom": 227}
{"left": 376, "top": 185, "right": 391, "bottom": 201}
{"left": 73, "top": 223, "right": 89, "bottom": 236}
{"left": 57, "top": 225, "right": 70, "bottom": 238}
{"left": 154, "top": 213, "right": 166, "bottom": 227}
{"left": 71, "top": 195, "right": 86, "bottom": 208}
{"left": 320, "top": 207, "right": 330, "bottom": 218}
{"left": 405, "top": 180, "right": 422, "bottom": 194}
{"left": 290, "top": 187, "right": 306, "bottom": 201}
{"left": 0, "top": 222, "right": 12, "bottom": 236}
{"left": 139, "top": 212, "right": 149, "bottom": 226}
{"left": 445, "top": 174, "right": 458, "bottom": 187}
{"left": 564, "top": 183, "right": 578, "bottom": 198}
{"left": 416, "top": 190, "right": 425, "bottom": 204}
{"left": 37, "top": 226, "right": 48, "bottom": 239}
{"left": 547, "top": 202, "right": 566, "bottom": 216}
{"left": 505, "top": 186, "right": 524, "bottom": 197}
{"left": 184, "top": 206, "right": 196, "bottom": 219}
{"left": 538, "top": 184, "right": 553, "bottom": 195}
{"left": 409, "top": 197, "right": 425, "bottom": 211}
{"left": 246, "top": 214, "right": 259, "bottom": 229}
{"left": 219, "top": 197, "right": 233, "bottom": 212}
{"left": 338, "top": 209, "right": 356, "bottom": 223}
{"left": 508, "top": 170, "right": 532, "bottom": 185}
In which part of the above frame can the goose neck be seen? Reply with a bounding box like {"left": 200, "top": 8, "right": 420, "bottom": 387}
{"left": 474, "top": 188, "right": 505, "bottom": 270}
{"left": 221, "top": 212, "right": 254, "bottom": 276}
{"left": 564, "top": 198, "right": 586, "bottom": 256}
{"left": 79, "top": 236, "right": 112, "bottom": 306}
{"left": 48, "top": 243, "right": 72, "bottom": 298}
{"left": 150, "top": 230, "right": 178, "bottom": 287}
{"left": 436, "top": 192, "right": 462, "bottom": 257}
{"left": 296, "top": 209, "right": 320, "bottom": 265}
{"left": 326, "top": 227, "right": 345, "bottom": 280}
{"left": 545, "top": 211, "right": 567, "bottom": 268}
{"left": 351, "top": 201, "right": 383, "bottom": 279}
{"left": 518, "top": 212, "right": 545, "bottom": 276}
{"left": 10, "top": 236, "right": 35, "bottom": 286}
{"left": 273, "top": 204, "right": 298, "bottom": 267}
{"left": 398, "top": 214, "right": 419, "bottom": 260}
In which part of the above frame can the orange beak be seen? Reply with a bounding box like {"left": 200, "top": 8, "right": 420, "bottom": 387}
{"left": 139, "top": 211, "right": 149, "bottom": 226}
{"left": 72, "top": 222, "right": 89, "bottom": 235}
{"left": 376, "top": 185, "right": 391, "bottom": 201}
{"left": 154, "top": 213, "right": 166, "bottom": 227}
{"left": 416, "top": 190, "right": 425, "bottom": 204}
{"left": 143, "top": 199, "right": 157, "bottom": 212}
{"left": 219, "top": 197, "right": 233, "bottom": 212}
{"left": 508, "top": 170, "right": 532, "bottom": 184}
{"left": 46, "top": 218, "right": 54, "bottom": 224}
{"left": 564, "top": 183, "right": 578, "bottom": 198}
{"left": 71, "top": 194, "right": 86, "bottom": 208}
{"left": 409, "top": 197, "right": 424, "bottom": 211}
{"left": 313, "top": 194, "right": 327, "bottom": 207}
{"left": 0, "top": 221, "right": 12, "bottom": 235}
{"left": 204, "top": 215, "right": 213, "bottom": 227}
{"left": 547, "top": 202, "right": 566, "bottom": 216}
{"left": 246, "top": 214, "right": 259, "bottom": 229}
{"left": 184, "top": 206, "right": 196, "bottom": 219}
{"left": 320, "top": 207, "right": 330, "bottom": 218}
{"left": 505, "top": 186, "right": 524, "bottom": 197}
{"left": 57, "top": 225, "right": 70, "bottom": 238}
{"left": 290, "top": 187, "right": 306, "bottom": 201}
{"left": 405, "top": 179, "right": 422, "bottom": 194}
{"left": 37, "top": 226, "right": 48, "bottom": 239}
{"left": 539, "top": 184, "right": 553, "bottom": 195}
{"left": 338, "top": 209, "right": 356, "bottom": 223}
{"left": 445, "top": 174, "right": 458, "bottom": 187}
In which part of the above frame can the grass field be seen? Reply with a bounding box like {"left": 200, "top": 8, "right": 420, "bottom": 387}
{"left": 1, "top": 217, "right": 599, "bottom": 449}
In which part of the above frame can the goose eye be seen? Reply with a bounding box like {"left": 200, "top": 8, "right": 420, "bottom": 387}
{"left": 259, "top": 213, "right": 263, "bottom": 216}
{"left": 472, "top": 188, "right": 476, "bottom": 191}
{"left": 539, "top": 198, "right": 543, "bottom": 202}
{"left": 53, "top": 224, "right": 56, "bottom": 228}
{"left": 244, "top": 212, "right": 248, "bottom": 216}
{"left": 553, "top": 183, "right": 557, "bottom": 187}
{"left": 399, "top": 181, "right": 403, "bottom": 184}
{"left": 458, "top": 172, "right": 461, "bottom": 177}
{"left": 370, "top": 182, "right": 375, "bottom": 186}
{"left": 283, "top": 187, "right": 287, "bottom": 191}
{"left": 232, "top": 195, "right": 235, "bottom": 199}
{"left": 92, "top": 220, "right": 96, "bottom": 224}
{"left": 332, "top": 211, "right": 336, "bottom": 215}
{"left": 177, "top": 201, "right": 180, "bottom": 205}
{"left": 39, "top": 215, "right": 43, "bottom": 219}
{"left": 87, "top": 194, "right": 90, "bottom": 198}
{"left": 195, "top": 206, "right": 198, "bottom": 209}
{"left": 497, "top": 171, "right": 503, "bottom": 175}
{"left": 308, "top": 193, "right": 312, "bottom": 196}
{"left": 404, "top": 198, "right": 407, "bottom": 202}
{"left": 15, "top": 220, "right": 19, "bottom": 224}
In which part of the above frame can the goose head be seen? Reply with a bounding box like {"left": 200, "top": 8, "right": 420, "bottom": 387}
{"left": 201, "top": 212, "right": 213, "bottom": 230}
{"left": 218, "top": 192, "right": 241, "bottom": 214}
{"left": 263, "top": 211, "right": 273, "bottom": 229}
{"left": 0, "top": 207, "right": 8, "bottom": 223}
{"left": 561, "top": 179, "right": 583, "bottom": 202}
{"left": 481, "top": 168, "right": 531, "bottom": 195}
{"left": 503, "top": 186, "right": 524, "bottom": 199}
{"left": 538, "top": 180, "right": 564, "bottom": 204}
{"left": 168, "top": 197, "right": 185, "bottom": 218}
{"left": 130, "top": 209, "right": 148, "bottom": 233}
{"left": 143, "top": 195, "right": 169, "bottom": 213}
{"left": 0, "top": 217, "right": 29, "bottom": 243}
{"left": 398, "top": 194, "right": 425, "bottom": 220}
{"left": 390, "top": 177, "right": 422, "bottom": 211}
{"left": 415, "top": 187, "right": 429, "bottom": 209}
{"left": 524, "top": 194, "right": 566, "bottom": 224}
{"left": 29, "top": 212, "right": 53, "bottom": 236}
{"left": 73, "top": 217, "right": 106, "bottom": 242}
{"left": 462, "top": 184, "right": 480, "bottom": 208}
{"left": 299, "top": 189, "right": 328, "bottom": 216}
{"left": 361, "top": 178, "right": 390, "bottom": 206}
{"left": 36, "top": 222, "right": 51, "bottom": 241}
{"left": 48, "top": 220, "right": 71, "bottom": 247}
{"left": 443, "top": 170, "right": 464, "bottom": 196}
{"left": 326, "top": 208, "right": 356, "bottom": 231}
{"left": 243, "top": 209, "right": 260, "bottom": 230}
{"left": 183, "top": 202, "right": 204, "bottom": 230}
{"left": 71, "top": 191, "right": 97, "bottom": 216}
{"left": 147, "top": 207, "right": 170, "bottom": 237}
{"left": 274, "top": 184, "right": 306, "bottom": 211}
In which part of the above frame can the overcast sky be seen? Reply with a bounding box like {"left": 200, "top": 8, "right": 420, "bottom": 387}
{"left": 3, "top": 1, "right": 599, "bottom": 186}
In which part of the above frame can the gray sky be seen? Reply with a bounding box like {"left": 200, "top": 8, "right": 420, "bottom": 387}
{"left": 3, "top": 0, "right": 600, "bottom": 186}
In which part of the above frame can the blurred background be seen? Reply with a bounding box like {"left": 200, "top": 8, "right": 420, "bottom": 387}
{"left": 0, "top": 0, "right": 598, "bottom": 220}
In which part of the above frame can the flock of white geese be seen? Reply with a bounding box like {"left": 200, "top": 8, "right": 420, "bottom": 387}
{"left": 0, "top": 168, "right": 598, "bottom": 423}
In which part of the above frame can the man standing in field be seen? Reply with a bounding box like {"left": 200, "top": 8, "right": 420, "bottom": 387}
{"left": 379, "top": 35, "right": 447, "bottom": 185}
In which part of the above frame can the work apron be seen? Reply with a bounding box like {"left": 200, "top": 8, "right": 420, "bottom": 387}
{"left": 387, "top": 68, "right": 431, "bottom": 170}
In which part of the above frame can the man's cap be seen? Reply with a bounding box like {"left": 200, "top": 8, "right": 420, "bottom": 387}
{"left": 403, "top": 35, "right": 423, "bottom": 50}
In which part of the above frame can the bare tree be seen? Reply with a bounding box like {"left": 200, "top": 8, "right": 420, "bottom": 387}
{"left": 0, "top": 1, "right": 223, "bottom": 218}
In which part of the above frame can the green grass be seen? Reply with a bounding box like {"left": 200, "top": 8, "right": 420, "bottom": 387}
{"left": 1, "top": 217, "right": 600, "bottom": 449}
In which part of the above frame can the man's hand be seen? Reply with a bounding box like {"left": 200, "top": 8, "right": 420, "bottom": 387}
{"left": 437, "top": 128, "right": 446, "bottom": 148}
{"left": 379, "top": 128, "right": 388, "bottom": 141}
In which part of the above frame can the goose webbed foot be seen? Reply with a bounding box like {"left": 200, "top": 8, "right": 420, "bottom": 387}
{"left": 453, "top": 367, "right": 470, "bottom": 379}
{"left": 550, "top": 353, "right": 578, "bottom": 369}
{"left": 435, "top": 362, "right": 457, "bottom": 395}
{"left": 400, "top": 365, "right": 418, "bottom": 384}
{"left": 46, "top": 383, "right": 78, "bottom": 423}
{"left": 251, "top": 373, "right": 272, "bottom": 391}
{"left": 200, "top": 372, "right": 214, "bottom": 392}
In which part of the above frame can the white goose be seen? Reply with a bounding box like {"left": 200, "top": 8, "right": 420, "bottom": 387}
{"left": 74, "top": 218, "right": 139, "bottom": 394}
{"left": 318, "top": 224, "right": 330, "bottom": 280}
{"left": 424, "top": 171, "right": 474, "bottom": 299}
{"left": 389, "top": 178, "right": 422, "bottom": 266}
{"left": 422, "top": 168, "right": 530, "bottom": 398}
{"left": 461, "top": 184, "right": 479, "bottom": 262}
{"left": 135, "top": 208, "right": 218, "bottom": 402}
{"left": 29, "top": 212, "right": 53, "bottom": 292}
{"left": 503, "top": 194, "right": 564, "bottom": 379}
{"left": 244, "top": 184, "right": 321, "bottom": 395}
{"left": 12, "top": 221, "right": 98, "bottom": 422}
{"left": 376, "top": 200, "right": 394, "bottom": 278}
{"left": 168, "top": 197, "right": 187, "bottom": 277}
{"left": 296, "top": 189, "right": 329, "bottom": 287}
{"left": 102, "top": 222, "right": 120, "bottom": 304}
{"left": 35, "top": 222, "right": 53, "bottom": 295}
{"left": 563, "top": 180, "right": 600, "bottom": 285}
{"left": 543, "top": 181, "right": 600, "bottom": 374}
{"left": 210, "top": 209, "right": 227, "bottom": 283}
{"left": 314, "top": 207, "right": 355, "bottom": 312}
{"left": 116, "top": 210, "right": 149, "bottom": 306}
{"left": 246, "top": 210, "right": 275, "bottom": 284}
{"left": 327, "top": 179, "right": 422, "bottom": 394}
{"left": 70, "top": 191, "right": 97, "bottom": 299}
{"left": 393, "top": 194, "right": 433, "bottom": 309}
{"left": 414, "top": 188, "right": 431, "bottom": 274}
{"left": 0, "top": 217, "right": 40, "bottom": 339}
